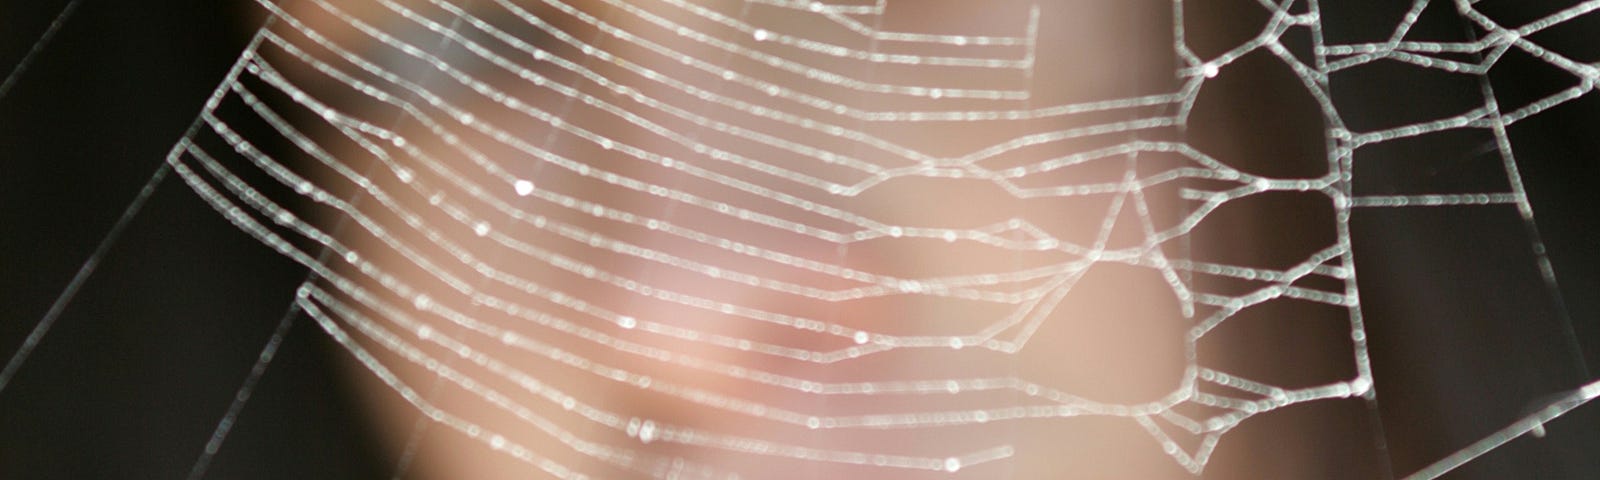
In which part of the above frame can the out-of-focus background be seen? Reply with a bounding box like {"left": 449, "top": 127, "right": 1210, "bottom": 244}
{"left": 2, "top": 0, "right": 1598, "bottom": 478}
{"left": 0, "top": 2, "right": 389, "bottom": 477}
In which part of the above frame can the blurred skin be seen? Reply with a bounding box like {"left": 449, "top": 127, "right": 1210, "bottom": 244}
{"left": 268, "top": 0, "right": 1307, "bottom": 478}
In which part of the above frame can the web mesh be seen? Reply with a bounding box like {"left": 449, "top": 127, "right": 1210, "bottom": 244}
{"left": 3, "top": 0, "right": 1598, "bottom": 478}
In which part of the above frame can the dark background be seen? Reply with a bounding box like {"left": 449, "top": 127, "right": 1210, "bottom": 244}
{"left": 0, "top": 1, "right": 390, "bottom": 478}
{"left": 1, "top": 0, "right": 1596, "bottom": 479}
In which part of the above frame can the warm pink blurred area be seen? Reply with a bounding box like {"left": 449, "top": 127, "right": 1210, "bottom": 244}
{"left": 265, "top": 0, "right": 1346, "bottom": 477}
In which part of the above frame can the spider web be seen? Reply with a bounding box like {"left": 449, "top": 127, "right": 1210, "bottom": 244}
{"left": 2, "top": 0, "right": 1597, "bottom": 478}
